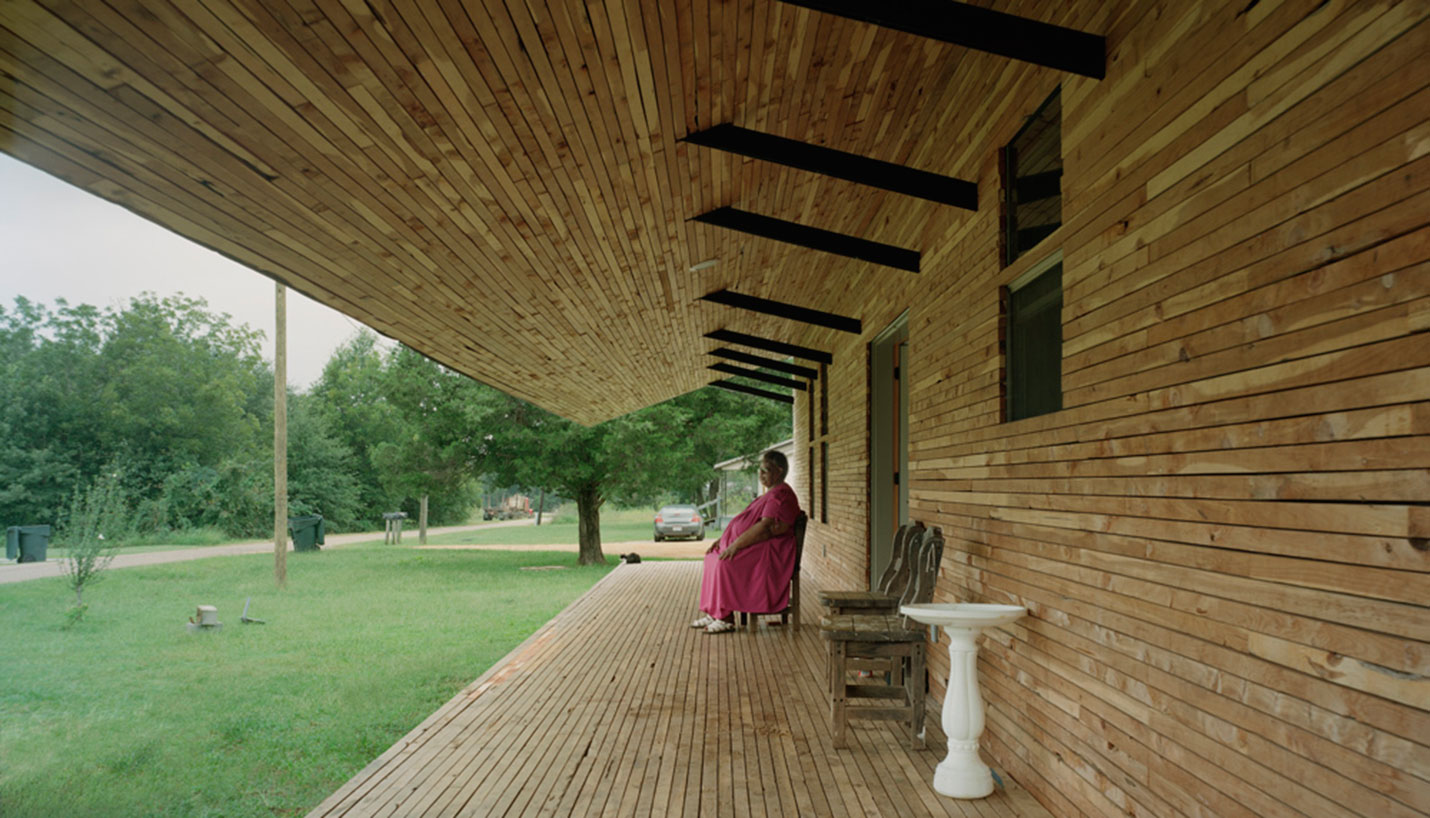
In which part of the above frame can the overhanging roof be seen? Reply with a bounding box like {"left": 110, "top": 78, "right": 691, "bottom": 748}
{"left": 0, "top": 1, "right": 1098, "bottom": 423}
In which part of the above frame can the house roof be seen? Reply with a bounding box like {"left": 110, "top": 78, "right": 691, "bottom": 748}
{"left": 0, "top": 1, "right": 1094, "bottom": 423}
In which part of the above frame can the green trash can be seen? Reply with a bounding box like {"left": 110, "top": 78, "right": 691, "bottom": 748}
{"left": 288, "top": 515, "right": 325, "bottom": 552}
{"left": 6, "top": 525, "right": 52, "bottom": 563}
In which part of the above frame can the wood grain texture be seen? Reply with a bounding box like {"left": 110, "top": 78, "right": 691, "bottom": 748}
{"left": 4, "top": 1, "right": 1428, "bottom": 815}
{"left": 307, "top": 562, "right": 1051, "bottom": 818}
{"left": 0, "top": 0, "right": 1054, "bottom": 423}
{"left": 794, "top": 3, "right": 1430, "bottom": 817}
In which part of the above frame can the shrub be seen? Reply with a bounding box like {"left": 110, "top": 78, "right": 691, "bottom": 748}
{"left": 56, "top": 470, "right": 129, "bottom": 616}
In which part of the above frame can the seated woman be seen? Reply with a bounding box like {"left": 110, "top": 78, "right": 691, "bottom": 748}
{"left": 691, "top": 450, "right": 802, "bottom": 634}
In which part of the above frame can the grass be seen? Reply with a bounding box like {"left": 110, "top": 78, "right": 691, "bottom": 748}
{"left": 0, "top": 545, "right": 616, "bottom": 817}
{"left": 392, "top": 507, "right": 685, "bottom": 548}
{"left": 44, "top": 527, "right": 243, "bottom": 560}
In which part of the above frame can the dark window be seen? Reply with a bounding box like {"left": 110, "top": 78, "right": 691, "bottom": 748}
{"left": 819, "top": 442, "right": 829, "bottom": 524}
{"left": 1006, "top": 261, "right": 1063, "bottom": 421}
{"left": 1003, "top": 88, "right": 1062, "bottom": 265}
{"left": 808, "top": 445, "right": 816, "bottom": 522}
{"left": 819, "top": 362, "right": 829, "bottom": 436}
{"left": 806, "top": 377, "right": 815, "bottom": 439}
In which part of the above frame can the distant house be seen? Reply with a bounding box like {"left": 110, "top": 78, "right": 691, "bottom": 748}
{"left": 710, "top": 438, "right": 796, "bottom": 529}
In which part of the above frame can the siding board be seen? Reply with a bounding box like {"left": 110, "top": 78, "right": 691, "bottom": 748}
{"left": 796, "top": 3, "right": 1430, "bottom": 817}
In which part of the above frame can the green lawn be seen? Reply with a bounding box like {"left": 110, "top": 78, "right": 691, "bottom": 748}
{"left": 393, "top": 507, "right": 686, "bottom": 548}
{"left": 0, "top": 545, "right": 615, "bottom": 817}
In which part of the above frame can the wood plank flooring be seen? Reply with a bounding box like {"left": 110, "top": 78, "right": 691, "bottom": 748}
{"left": 308, "top": 561, "right": 1053, "bottom": 818}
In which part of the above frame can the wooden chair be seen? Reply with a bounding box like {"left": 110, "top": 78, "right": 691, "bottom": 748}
{"left": 818, "top": 521, "right": 924, "bottom": 678}
{"left": 820, "top": 526, "right": 945, "bottom": 750}
{"left": 735, "top": 512, "right": 808, "bottom": 632}
{"left": 818, "top": 521, "right": 925, "bottom": 616}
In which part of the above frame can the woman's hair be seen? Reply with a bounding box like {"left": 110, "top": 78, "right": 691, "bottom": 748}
{"left": 762, "top": 449, "right": 789, "bottom": 477}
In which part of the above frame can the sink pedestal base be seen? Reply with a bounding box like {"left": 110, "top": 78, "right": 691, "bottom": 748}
{"left": 899, "top": 602, "right": 1027, "bottom": 800}
{"left": 934, "top": 629, "right": 995, "bottom": 799}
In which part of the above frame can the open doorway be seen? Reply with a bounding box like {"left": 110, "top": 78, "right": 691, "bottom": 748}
{"left": 868, "top": 313, "right": 909, "bottom": 587}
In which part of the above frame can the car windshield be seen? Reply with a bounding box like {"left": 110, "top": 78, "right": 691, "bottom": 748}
{"left": 658, "top": 505, "right": 697, "bottom": 516}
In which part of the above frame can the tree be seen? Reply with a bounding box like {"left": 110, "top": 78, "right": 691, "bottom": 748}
{"left": 477, "top": 385, "right": 791, "bottom": 565}
{"left": 308, "top": 331, "right": 405, "bottom": 523}
{"left": 57, "top": 469, "right": 127, "bottom": 621}
{"left": 0, "top": 298, "right": 106, "bottom": 523}
{"left": 309, "top": 335, "right": 486, "bottom": 530}
{"left": 286, "top": 394, "right": 363, "bottom": 528}
{"left": 0, "top": 294, "right": 272, "bottom": 532}
{"left": 370, "top": 346, "right": 484, "bottom": 539}
{"left": 96, "top": 293, "right": 268, "bottom": 490}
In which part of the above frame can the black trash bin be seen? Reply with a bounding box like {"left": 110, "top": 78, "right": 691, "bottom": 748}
{"left": 6, "top": 525, "right": 52, "bottom": 563}
{"left": 288, "top": 515, "right": 325, "bottom": 552}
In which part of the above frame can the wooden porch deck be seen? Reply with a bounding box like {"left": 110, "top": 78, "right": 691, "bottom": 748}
{"left": 309, "top": 562, "right": 1054, "bottom": 818}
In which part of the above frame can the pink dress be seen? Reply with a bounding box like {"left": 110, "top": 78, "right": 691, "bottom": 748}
{"left": 699, "top": 482, "right": 802, "bottom": 620}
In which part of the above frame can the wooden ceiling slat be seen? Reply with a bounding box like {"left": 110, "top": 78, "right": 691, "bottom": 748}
{"left": 0, "top": 83, "right": 428, "bottom": 353}
{"left": 446, "top": 0, "right": 650, "bottom": 390}
{"left": 634, "top": 0, "right": 693, "bottom": 320}
{"left": 2, "top": 0, "right": 1034, "bottom": 421}
{"left": 242, "top": 0, "right": 633, "bottom": 400}
{"left": 391, "top": 4, "right": 618, "bottom": 368}
{"left": 543, "top": 0, "right": 671, "bottom": 365}
{"left": 429, "top": 0, "right": 620, "bottom": 300}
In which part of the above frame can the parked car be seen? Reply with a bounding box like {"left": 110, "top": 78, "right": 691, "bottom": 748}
{"left": 653, "top": 504, "right": 704, "bottom": 541}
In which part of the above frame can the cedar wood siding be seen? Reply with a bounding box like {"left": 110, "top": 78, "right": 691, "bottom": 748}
{"left": 791, "top": 3, "right": 1430, "bottom": 817}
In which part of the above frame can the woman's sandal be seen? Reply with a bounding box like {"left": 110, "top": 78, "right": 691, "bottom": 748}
{"left": 691, "top": 614, "right": 715, "bottom": 629}
{"left": 704, "top": 619, "right": 736, "bottom": 634}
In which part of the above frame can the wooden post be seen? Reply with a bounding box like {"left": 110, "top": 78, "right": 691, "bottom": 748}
{"left": 273, "top": 282, "right": 288, "bottom": 588}
{"left": 419, "top": 495, "right": 428, "bottom": 544}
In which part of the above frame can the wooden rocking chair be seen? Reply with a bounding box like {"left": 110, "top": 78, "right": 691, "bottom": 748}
{"left": 818, "top": 521, "right": 925, "bottom": 616}
{"left": 818, "top": 521, "right": 924, "bottom": 680}
{"left": 820, "top": 526, "right": 945, "bottom": 749}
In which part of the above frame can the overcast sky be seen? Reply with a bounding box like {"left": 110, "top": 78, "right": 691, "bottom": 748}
{"left": 0, "top": 153, "right": 387, "bottom": 389}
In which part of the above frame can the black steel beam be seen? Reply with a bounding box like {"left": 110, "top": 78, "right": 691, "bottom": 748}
{"left": 692, "top": 207, "right": 920, "bottom": 272}
{"left": 705, "top": 329, "right": 833, "bottom": 365}
{"left": 707, "top": 363, "right": 809, "bottom": 390}
{"left": 700, "top": 289, "right": 862, "bottom": 334}
{"left": 707, "top": 348, "right": 819, "bottom": 380}
{"left": 710, "top": 379, "right": 795, "bottom": 404}
{"left": 777, "top": 0, "right": 1105, "bottom": 79}
{"left": 684, "top": 124, "right": 977, "bottom": 210}
{"left": 1016, "top": 224, "right": 1059, "bottom": 249}
{"left": 1015, "top": 170, "right": 1062, "bottom": 203}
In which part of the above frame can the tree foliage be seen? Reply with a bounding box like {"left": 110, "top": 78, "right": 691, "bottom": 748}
{"left": 477, "top": 386, "right": 790, "bottom": 564}
{"left": 1, "top": 295, "right": 791, "bottom": 565}
{"left": 57, "top": 469, "right": 127, "bottom": 616}
{"left": 307, "top": 335, "right": 482, "bottom": 528}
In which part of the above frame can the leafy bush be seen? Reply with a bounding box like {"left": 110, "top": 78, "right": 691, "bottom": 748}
{"left": 56, "top": 470, "right": 129, "bottom": 615}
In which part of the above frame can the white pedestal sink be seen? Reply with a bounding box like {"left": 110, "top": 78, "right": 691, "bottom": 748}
{"left": 900, "top": 602, "right": 1027, "bottom": 799}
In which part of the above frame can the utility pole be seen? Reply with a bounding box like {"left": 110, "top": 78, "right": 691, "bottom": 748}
{"left": 274, "top": 282, "right": 288, "bottom": 588}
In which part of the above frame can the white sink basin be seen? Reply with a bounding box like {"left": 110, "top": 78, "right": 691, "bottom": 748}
{"left": 901, "top": 603, "right": 1027, "bottom": 629}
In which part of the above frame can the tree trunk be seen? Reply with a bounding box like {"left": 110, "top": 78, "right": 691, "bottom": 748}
{"left": 536, "top": 489, "right": 545, "bottom": 526}
{"left": 419, "top": 494, "right": 429, "bottom": 544}
{"left": 575, "top": 485, "right": 605, "bottom": 565}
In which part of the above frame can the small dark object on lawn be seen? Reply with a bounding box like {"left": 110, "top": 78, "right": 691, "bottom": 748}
{"left": 241, "top": 597, "right": 266, "bottom": 625}
{"left": 620, "top": 553, "right": 642, "bottom": 564}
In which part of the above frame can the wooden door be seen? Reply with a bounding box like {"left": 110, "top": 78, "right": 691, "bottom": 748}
{"left": 869, "top": 315, "right": 910, "bottom": 587}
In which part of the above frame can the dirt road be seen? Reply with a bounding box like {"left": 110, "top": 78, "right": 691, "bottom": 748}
{"left": 0, "top": 517, "right": 555, "bottom": 585}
